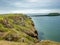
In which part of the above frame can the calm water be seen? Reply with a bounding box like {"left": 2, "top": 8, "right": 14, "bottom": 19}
{"left": 31, "top": 16, "right": 60, "bottom": 42}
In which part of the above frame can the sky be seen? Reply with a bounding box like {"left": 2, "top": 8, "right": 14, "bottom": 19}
{"left": 0, "top": 0, "right": 60, "bottom": 14}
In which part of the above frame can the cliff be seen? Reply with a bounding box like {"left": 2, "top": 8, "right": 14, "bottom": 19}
{"left": 0, "top": 14, "right": 60, "bottom": 45}
{"left": 0, "top": 14, "right": 38, "bottom": 42}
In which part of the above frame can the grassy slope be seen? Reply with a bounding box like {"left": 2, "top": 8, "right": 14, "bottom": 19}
{"left": 0, "top": 40, "right": 60, "bottom": 45}
{"left": 0, "top": 14, "right": 38, "bottom": 42}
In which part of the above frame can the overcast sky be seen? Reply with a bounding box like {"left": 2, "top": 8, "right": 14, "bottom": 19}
{"left": 0, "top": 0, "right": 60, "bottom": 14}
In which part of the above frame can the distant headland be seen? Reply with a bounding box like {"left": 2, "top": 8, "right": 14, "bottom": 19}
{"left": 29, "top": 13, "right": 60, "bottom": 17}
{"left": 48, "top": 13, "right": 60, "bottom": 16}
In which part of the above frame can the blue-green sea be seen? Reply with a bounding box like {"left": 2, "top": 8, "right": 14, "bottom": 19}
{"left": 31, "top": 16, "right": 60, "bottom": 42}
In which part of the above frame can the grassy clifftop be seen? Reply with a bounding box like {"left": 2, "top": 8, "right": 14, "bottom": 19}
{"left": 0, "top": 14, "right": 38, "bottom": 42}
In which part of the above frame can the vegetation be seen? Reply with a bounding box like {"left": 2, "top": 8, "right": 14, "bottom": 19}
{"left": 0, "top": 14, "right": 38, "bottom": 42}
{"left": 48, "top": 13, "right": 60, "bottom": 16}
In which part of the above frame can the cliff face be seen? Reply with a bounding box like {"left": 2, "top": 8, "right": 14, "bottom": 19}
{"left": 0, "top": 14, "right": 38, "bottom": 43}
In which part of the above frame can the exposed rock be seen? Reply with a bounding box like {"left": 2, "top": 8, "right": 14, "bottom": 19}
{"left": 20, "top": 29, "right": 38, "bottom": 39}
{"left": 1, "top": 18, "right": 8, "bottom": 25}
{"left": 0, "top": 18, "right": 13, "bottom": 28}
{"left": 5, "top": 33, "right": 19, "bottom": 41}
{"left": 18, "top": 38, "right": 25, "bottom": 42}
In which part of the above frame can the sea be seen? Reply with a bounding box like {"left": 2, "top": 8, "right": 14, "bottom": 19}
{"left": 29, "top": 14, "right": 60, "bottom": 42}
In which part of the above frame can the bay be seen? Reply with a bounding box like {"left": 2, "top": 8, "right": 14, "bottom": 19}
{"left": 31, "top": 16, "right": 60, "bottom": 42}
